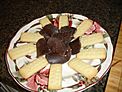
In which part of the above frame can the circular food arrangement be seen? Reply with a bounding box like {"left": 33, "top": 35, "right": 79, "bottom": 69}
{"left": 6, "top": 13, "right": 113, "bottom": 92}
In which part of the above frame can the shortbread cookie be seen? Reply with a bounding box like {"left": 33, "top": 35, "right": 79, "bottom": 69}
{"left": 40, "top": 17, "right": 51, "bottom": 27}
{"left": 80, "top": 33, "right": 104, "bottom": 47}
{"left": 48, "top": 64, "right": 62, "bottom": 90}
{"left": 74, "top": 19, "right": 93, "bottom": 38}
{"left": 68, "top": 58, "right": 98, "bottom": 79}
{"left": 59, "top": 15, "right": 69, "bottom": 29}
{"left": 19, "top": 56, "right": 48, "bottom": 79}
{"left": 77, "top": 48, "right": 106, "bottom": 59}
{"left": 8, "top": 43, "right": 36, "bottom": 60}
{"left": 20, "top": 32, "right": 43, "bottom": 43}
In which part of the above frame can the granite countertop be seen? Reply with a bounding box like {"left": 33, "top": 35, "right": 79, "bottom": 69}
{"left": 0, "top": 0, "right": 121, "bottom": 92}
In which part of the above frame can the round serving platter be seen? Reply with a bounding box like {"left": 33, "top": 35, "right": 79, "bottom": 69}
{"left": 6, "top": 13, "right": 113, "bottom": 92}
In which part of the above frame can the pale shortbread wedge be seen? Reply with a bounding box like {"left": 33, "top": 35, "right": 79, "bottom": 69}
{"left": 48, "top": 64, "right": 62, "bottom": 90}
{"left": 40, "top": 17, "right": 51, "bottom": 27}
{"left": 74, "top": 19, "right": 93, "bottom": 38}
{"left": 19, "top": 57, "right": 48, "bottom": 79}
{"left": 8, "top": 43, "right": 36, "bottom": 60}
{"left": 20, "top": 32, "right": 43, "bottom": 43}
{"left": 80, "top": 33, "right": 104, "bottom": 47}
{"left": 59, "top": 15, "right": 69, "bottom": 29}
{"left": 68, "top": 58, "right": 98, "bottom": 79}
{"left": 77, "top": 48, "right": 106, "bottom": 59}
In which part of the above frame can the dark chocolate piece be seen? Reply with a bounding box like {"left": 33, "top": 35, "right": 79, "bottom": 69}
{"left": 52, "top": 26, "right": 76, "bottom": 44}
{"left": 60, "top": 26, "right": 76, "bottom": 35}
{"left": 47, "top": 37, "right": 67, "bottom": 55}
{"left": 36, "top": 38, "right": 49, "bottom": 57}
{"left": 52, "top": 32, "right": 72, "bottom": 44}
{"left": 39, "top": 24, "right": 59, "bottom": 39}
{"left": 46, "top": 46, "right": 71, "bottom": 64}
{"left": 69, "top": 38, "right": 81, "bottom": 55}
{"left": 46, "top": 53, "right": 67, "bottom": 64}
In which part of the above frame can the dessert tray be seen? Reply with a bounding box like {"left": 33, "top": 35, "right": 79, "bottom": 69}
{"left": 6, "top": 13, "right": 113, "bottom": 92}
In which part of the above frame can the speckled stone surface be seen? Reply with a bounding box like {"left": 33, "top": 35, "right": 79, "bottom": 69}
{"left": 0, "top": 0, "right": 121, "bottom": 92}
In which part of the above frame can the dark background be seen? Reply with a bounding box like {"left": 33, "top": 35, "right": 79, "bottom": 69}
{"left": 0, "top": 0, "right": 121, "bottom": 92}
